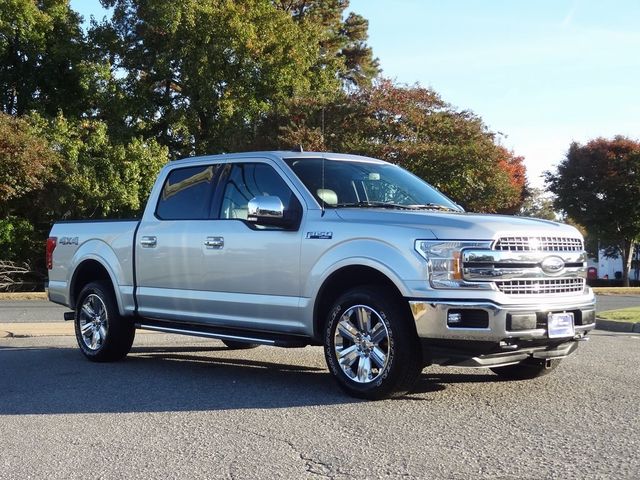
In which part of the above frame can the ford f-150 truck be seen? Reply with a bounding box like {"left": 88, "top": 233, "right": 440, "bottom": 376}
{"left": 47, "top": 151, "right": 596, "bottom": 399}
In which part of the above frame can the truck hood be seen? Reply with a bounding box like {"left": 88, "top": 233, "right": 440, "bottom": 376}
{"left": 333, "top": 209, "right": 581, "bottom": 240}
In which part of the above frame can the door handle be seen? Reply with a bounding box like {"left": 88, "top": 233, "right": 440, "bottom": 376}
{"left": 204, "top": 236, "right": 224, "bottom": 249}
{"left": 140, "top": 236, "right": 157, "bottom": 248}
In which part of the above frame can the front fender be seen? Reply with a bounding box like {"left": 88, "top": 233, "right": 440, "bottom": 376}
{"left": 303, "top": 238, "right": 427, "bottom": 304}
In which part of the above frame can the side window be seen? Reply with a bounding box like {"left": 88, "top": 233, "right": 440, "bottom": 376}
{"left": 156, "top": 165, "right": 218, "bottom": 220}
{"left": 220, "top": 163, "right": 295, "bottom": 220}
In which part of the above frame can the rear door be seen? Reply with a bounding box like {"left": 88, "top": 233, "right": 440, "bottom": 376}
{"left": 135, "top": 163, "right": 222, "bottom": 320}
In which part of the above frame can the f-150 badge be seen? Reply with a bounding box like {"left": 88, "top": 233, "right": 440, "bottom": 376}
{"left": 306, "top": 232, "right": 333, "bottom": 240}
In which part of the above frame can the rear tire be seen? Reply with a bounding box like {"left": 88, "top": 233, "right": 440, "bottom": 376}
{"left": 74, "top": 281, "right": 135, "bottom": 362}
{"left": 221, "top": 340, "right": 260, "bottom": 350}
{"left": 324, "top": 286, "right": 423, "bottom": 400}
{"left": 490, "top": 358, "right": 561, "bottom": 380}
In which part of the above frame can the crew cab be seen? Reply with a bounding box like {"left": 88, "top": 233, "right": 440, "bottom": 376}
{"left": 47, "top": 151, "right": 596, "bottom": 399}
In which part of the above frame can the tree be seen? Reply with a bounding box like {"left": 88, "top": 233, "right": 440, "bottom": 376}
{"left": 518, "top": 187, "right": 558, "bottom": 220}
{"left": 0, "top": 112, "right": 168, "bottom": 279}
{"left": 546, "top": 136, "right": 640, "bottom": 286}
{"left": 0, "top": 112, "right": 60, "bottom": 275}
{"left": 0, "top": 0, "right": 101, "bottom": 117}
{"left": 273, "top": 0, "right": 380, "bottom": 88}
{"left": 256, "top": 80, "right": 526, "bottom": 213}
{"left": 0, "top": 113, "right": 59, "bottom": 206}
{"left": 31, "top": 113, "right": 169, "bottom": 220}
{"left": 92, "top": 0, "right": 341, "bottom": 157}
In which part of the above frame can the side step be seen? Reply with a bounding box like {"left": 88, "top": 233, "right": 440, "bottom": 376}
{"left": 135, "top": 319, "right": 310, "bottom": 348}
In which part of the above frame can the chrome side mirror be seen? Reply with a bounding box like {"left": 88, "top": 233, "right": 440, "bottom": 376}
{"left": 247, "top": 196, "right": 285, "bottom": 223}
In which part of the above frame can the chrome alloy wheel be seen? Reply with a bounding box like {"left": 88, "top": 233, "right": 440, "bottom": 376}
{"left": 333, "top": 304, "right": 390, "bottom": 384}
{"left": 78, "top": 294, "right": 108, "bottom": 351}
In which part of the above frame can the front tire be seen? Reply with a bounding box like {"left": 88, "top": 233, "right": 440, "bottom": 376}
{"left": 324, "top": 286, "right": 423, "bottom": 400}
{"left": 74, "top": 281, "right": 135, "bottom": 362}
{"left": 490, "top": 358, "right": 561, "bottom": 380}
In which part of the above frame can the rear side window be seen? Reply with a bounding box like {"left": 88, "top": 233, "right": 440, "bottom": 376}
{"left": 156, "top": 165, "right": 218, "bottom": 220}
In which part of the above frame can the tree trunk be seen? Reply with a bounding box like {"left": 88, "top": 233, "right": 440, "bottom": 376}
{"left": 622, "top": 240, "right": 635, "bottom": 287}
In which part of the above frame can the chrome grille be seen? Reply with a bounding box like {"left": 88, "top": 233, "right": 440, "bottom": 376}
{"left": 494, "top": 236, "right": 583, "bottom": 252}
{"left": 496, "top": 278, "right": 585, "bottom": 295}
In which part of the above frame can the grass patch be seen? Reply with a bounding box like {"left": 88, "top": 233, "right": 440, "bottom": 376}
{"left": 598, "top": 307, "right": 640, "bottom": 322}
{"left": 592, "top": 287, "right": 640, "bottom": 295}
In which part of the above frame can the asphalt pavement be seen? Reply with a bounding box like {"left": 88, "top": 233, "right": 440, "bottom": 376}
{"left": 1, "top": 294, "right": 639, "bottom": 478}
{"left": 0, "top": 331, "right": 639, "bottom": 479}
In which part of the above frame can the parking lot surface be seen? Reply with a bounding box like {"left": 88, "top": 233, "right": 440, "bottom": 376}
{"left": 0, "top": 330, "right": 638, "bottom": 479}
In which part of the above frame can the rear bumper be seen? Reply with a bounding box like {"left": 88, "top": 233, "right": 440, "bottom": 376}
{"left": 409, "top": 296, "right": 596, "bottom": 367}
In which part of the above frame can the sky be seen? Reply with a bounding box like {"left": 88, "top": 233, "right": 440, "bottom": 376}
{"left": 71, "top": 0, "right": 640, "bottom": 187}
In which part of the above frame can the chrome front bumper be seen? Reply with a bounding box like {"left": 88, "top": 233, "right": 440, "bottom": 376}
{"left": 409, "top": 298, "right": 596, "bottom": 342}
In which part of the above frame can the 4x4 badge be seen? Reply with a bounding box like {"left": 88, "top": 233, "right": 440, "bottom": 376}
{"left": 59, "top": 236, "right": 79, "bottom": 245}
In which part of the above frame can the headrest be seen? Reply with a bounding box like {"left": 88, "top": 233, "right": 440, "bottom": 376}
{"left": 316, "top": 188, "right": 338, "bottom": 206}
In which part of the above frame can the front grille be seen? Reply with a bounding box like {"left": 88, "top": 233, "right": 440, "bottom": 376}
{"left": 494, "top": 236, "right": 583, "bottom": 252}
{"left": 496, "top": 278, "right": 585, "bottom": 295}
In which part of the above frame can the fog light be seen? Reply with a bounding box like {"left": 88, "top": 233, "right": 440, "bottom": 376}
{"left": 447, "top": 312, "right": 463, "bottom": 326}
{"left": 447, "top": 309, "right": 490, "bottom": 328}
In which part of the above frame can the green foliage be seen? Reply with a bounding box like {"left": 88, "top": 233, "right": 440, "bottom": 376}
{"left": 274, "top": 0, "right": 380, "bottom": 88}
{"left": 0, "top": 112, "right": 59, "bottom": 207}
{"left": 92, "top": 0, "right": 340, "bottom": 156}
{"left": 518, "top": 187, "right": 558, "bottom": 220}
{"left": 257, "top": 80, "right": 526, "bottom": 213}
{"left": 0, "top": 0, "right": 103, "bottom": 117}
{"left": 28, "top": 113, "right": 169, "bottom": 219}
{"left": 0, "top": 216, "right": 36, "bottom": 264}
{"left": 546, "top": 136, "right": 640, "bottom": 285}
{"left": 0, "top": 112, "right": 167, "bottom": 278}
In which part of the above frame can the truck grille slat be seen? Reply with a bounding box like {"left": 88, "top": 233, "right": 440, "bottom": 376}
{"left": 494, "top": 236, "right": 583, "bottom": 252}
{"left": 496, "top": 278, "right": 585, "bottom": 295}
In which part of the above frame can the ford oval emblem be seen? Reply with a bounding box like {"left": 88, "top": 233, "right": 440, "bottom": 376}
{"left": 541, "top": 256, "right": 565, "bottom": 274}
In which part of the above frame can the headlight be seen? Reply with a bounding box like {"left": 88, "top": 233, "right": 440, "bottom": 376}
{"left": 415, "top": 240, "right": 492, "bottom": 289}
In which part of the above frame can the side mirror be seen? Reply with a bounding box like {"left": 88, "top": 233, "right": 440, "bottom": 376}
{"left": 247, "top": 195, "right": 290, "bottom": 228}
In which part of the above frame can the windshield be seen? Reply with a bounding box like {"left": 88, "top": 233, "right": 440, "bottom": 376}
{"left": 285, "top": 157, "right": 462, "bottom": 211}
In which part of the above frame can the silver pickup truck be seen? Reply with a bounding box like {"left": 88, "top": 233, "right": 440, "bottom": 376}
{"left": 47, "top": 151, "right": 595, "bottom": 399}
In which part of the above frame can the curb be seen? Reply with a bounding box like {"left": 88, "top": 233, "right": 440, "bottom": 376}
{"left": 0, "top": 322, "right": 161, "bottom": 338}
{"left": 596, "top": 318, "right": 640, "bottom": 333}
{"left": 0, "top": 322, "right": 74, "bottom": 337}
{"left": 0, "top": 292, "right": 48, "bottom": 301}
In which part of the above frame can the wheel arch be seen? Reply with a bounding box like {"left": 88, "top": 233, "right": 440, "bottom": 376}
{"left": 70, "top": 259, "right": 122, "bottom": 315}
{"left": 312, "top": 264, "right": 412, "bottom": 341}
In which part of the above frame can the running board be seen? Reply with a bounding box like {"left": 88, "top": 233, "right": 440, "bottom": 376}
{"left": 135, "top": 319, "right": 310, "bottom": 348}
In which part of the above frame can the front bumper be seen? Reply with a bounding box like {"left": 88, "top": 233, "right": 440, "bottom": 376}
{"left": 409, "top": 296, "right": 596, "bottom": 367}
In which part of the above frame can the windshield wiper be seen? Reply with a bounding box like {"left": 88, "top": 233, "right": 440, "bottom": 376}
{"left": 406, "top": 203, "right": 460, "bottom": 212}
{"left": 334, "top": 201, "right": 459, "bottom": 212}
{"left": 335, "top": 201, "right": 415, "bottom": 209}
